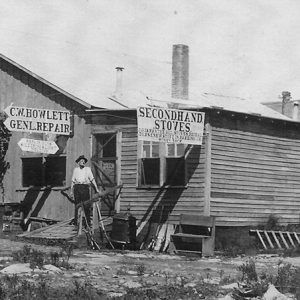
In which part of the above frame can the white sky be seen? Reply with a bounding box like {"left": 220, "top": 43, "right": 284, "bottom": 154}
{"left": 0, "top": 0, "right": 300, "bottom": 106}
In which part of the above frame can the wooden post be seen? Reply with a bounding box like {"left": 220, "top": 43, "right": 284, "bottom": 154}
{"left": 92, "top": 203, "right": 99, "bottom": 233}
{"left": 78, "top": 207, "right": 83, "bottom": 236}
{"left": 203, "top": 121, "right": 212, "bottom": 216}
{"left": 115, "top": 131, "right": 122, "bottom": 213}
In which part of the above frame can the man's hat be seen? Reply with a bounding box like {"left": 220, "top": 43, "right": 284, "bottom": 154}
{"left": 75, "top": 155, "right": 88, "bottom": 163}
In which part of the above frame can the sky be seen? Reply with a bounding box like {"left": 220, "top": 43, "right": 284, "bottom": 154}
{"left": 0, "top": 0, "right": 300, "bottom": 107}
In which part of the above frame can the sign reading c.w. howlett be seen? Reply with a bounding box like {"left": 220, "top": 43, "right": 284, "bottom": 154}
{"left": 4, "top": 105, "right": 71, "bottom": 135}
{"left": 137, "top": 106, "right": 205, "bottom": 145}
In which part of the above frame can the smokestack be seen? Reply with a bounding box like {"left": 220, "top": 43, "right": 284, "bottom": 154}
{"left": 293, "top": 101, "right": 299, "bottom": 121}
{"left": 172, "top": 44, "right": 189, "bottom": 99}
{"left": 281, "top": 91, "right": 291, "bottom": 115}
{"left": 114, "top": 67, "right": 124, "bottom": 98}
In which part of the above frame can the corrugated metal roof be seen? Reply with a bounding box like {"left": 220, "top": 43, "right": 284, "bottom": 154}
{"left": 0, "top": 52, "right": 293, "bottom": 122}
{"left": 100, "top": 92, "right": 293, "bottom": 122}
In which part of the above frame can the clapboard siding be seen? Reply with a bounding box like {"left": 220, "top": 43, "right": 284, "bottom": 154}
{"left": 0, "top": 57, "right": 90, "bottom": 221}
{"left": 210, "top": 114, "right": 300, "bottom": 226}
{"left": 116, "top": 125, "right": 206, "bottom": 222}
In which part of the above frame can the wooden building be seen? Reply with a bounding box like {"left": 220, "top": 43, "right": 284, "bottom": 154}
{"left": 87, "top": 98, "right": 300, "bottom": 230}
{"left": 0, "top": 54, "right": 92, "bottom": 223}
{"left": 87, "top": 45, "right": 300, "bottom": 236}
{"left": 1, "top": 45, "right": 300, "bottom": 243}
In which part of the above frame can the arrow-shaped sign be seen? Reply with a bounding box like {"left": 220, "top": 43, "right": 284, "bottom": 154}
{"left": 3, "top": 104, "right": 71, "bottom": 135}
{"left": 18, "top": 138, "right": 59, "bottom": 154}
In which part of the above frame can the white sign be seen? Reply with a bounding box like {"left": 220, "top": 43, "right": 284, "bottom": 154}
{"left": 4, "top": 105, "right": 71, "bottom": 135}
{"left": 18, "top": 138, "right": 59, "bottom": 154}
{"left": 137, "top": 106, "right": 205, "bottom": 145}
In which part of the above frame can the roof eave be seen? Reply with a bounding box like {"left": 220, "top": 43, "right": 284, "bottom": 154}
{"left": 0, "top": 53, "right": 91, "bottom": 109}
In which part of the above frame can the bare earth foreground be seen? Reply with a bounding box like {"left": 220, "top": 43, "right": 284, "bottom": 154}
{"left": 0, "top": 238, "right": 299, "bottom": 299}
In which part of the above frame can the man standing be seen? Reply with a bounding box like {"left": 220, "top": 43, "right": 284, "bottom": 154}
{"left": 71, "top": 155, "right": 100, "bottom": 226}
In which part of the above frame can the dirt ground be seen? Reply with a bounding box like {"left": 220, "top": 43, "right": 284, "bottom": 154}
{"left": 0, "top": 237, "right": 299, "bottom": 299}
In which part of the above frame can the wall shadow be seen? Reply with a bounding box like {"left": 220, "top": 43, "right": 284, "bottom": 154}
{"left": 21, "top": 187, "right": 52, "bottom": 227}
{"left": 137, "top": 144, "right": 202, "bottom": 245}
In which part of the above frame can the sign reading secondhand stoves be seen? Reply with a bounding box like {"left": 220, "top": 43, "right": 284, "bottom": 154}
{"left": 4, "top": 105, "right": 71, "bottom": 135}
{"left": 137, "top": 106, "right": 205, "bottom": 145}
{"left": 18, "top": 138, "right": 59, "bottom": 154}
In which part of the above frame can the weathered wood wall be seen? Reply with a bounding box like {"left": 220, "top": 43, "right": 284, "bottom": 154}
{"left": 0, "top": 57, "right": 90, "bottom": 221}
{"left": 210, "top": 111, "right": 300, "bottom": 226}
{"left": 90, "top": 113, "right": 207, "bottom": 225}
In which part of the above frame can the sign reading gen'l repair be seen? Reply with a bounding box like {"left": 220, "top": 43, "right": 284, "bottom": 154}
{"left": 4, "top": 105, "right": 71, "bottom": 135}
{"left": 137, "top": 106, "right": 205, "bottom": 145}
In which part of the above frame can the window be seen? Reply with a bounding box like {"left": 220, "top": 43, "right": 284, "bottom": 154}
{"left": 22, "top": 156, "right": 66, "bottom": 187}
{"left": 140, "top": 141, "right": 160, "bottom": 186}
{"left": 138, "top": 141, "right": 186, "bottom": 187}
{"left": 165, "top": 143, "right": 185, "bottom": 186}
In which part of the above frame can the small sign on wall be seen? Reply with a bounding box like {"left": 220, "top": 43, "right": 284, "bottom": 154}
{"left": 137, "top": 106, "right": 205, "bottom": 145}
{"left": 18, "top": 138, "right": 59, "bottom": 154}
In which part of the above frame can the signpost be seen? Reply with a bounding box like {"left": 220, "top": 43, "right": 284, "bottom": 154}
{"left": 137, "top": 106, "right": 205, "bottom": 145}
{"left": 3, "top": 105, "right": 71, "bottom": 135}
{"left": 18, "top": 138, "right": 59, "bottom": 154}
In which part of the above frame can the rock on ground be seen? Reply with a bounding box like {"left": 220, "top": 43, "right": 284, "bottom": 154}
{"left": 262, "top": 284, "right": 293, "bottom": 300}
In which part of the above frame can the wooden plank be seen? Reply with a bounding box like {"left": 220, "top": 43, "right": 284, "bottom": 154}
{"left": 212, "top": 168, "right": 300, "bottom": 183}
{"left": 286, "top": 232, "right": 295, "bottom": 247}
{"left": 212, "top": 174, "right": 300, "bottom": 186}
{"left": 211, "top": 203, "right": 300, "bottom": 212}
{"left": 175, "top": 249, "right": 201, "bottom": 254}
{"left": 211, "top": 211, "right": 298, "bottom": 218}
{"left": 216, "top": 217, "right": 299, "bottom": 225}
{"left": 211, "top": 204, "right": 300, "bottom": 213}
{"left": 172, "top": 233, "right": 209, "bottom": 239}
{"left": 264, "top": 231, "right": 274, "bottom": 249}
{"left": 212, "top": 143, "right": 295, "bottom": 158}
{"left": 294, "top": 232, "right": 300, "bottom": 244}
{"left": 212, "top": 144, "right": 300, "bottom": 160}
{"left": 279, "top": 232, "right": 289, "bottom": 248}
{"left": 180, "top": 214, "right": 214, "bottom": 226}
{"left": 212, "top": 126, "right": 300, "bottom": 145}
{"left": 212, "top": 148, "right": 300, "bottom": 165}
{"left": 211, "top": 184, "right": 300, "bottom": 194}
{"left": 211, "top": 198, "right": 300, "bottom": 206}
{"left": 154, "top": 224, "right": 167, "bottom": 251}
{"left": 256, "top": 230, "right": 267, "bottom": 250}
{"left": 162, "top": 224, "right": 174, "bottom": 252}
{"left": 212, "top": 127, "right": 300, "bottom": 147}
{"left": 203, "top": 122, "right": 212, "bottom": 216}
{"left": 115, "top": 131, "right": 122, "bottom": 213}
{"left": 212, "top": 160, "right": 299, "bottom": 174}
{"left": 212, "top": 157, "right": 300, "bottom": 173}
{"left": 271, "top": 232, "right": 282, "bottom": 249}
{"left": 18, "top": 219, "right": 73, "bottom": 237}
{"left": 211, "top": 192, "right": 274, "bottom": 200}
{"left": 212, "top": 156, "right": 300, "bottom": 171}
{"left": 212, "top": 164, "right": 300, "bottom": 177}
{"left": 212, "top": 141, "right": 298, "bottom": 159}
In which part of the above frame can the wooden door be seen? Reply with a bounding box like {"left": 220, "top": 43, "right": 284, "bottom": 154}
{"left": 92, "top": 133, "right": 118, "bottom": 216}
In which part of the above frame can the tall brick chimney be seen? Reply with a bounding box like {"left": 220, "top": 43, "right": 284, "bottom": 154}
{"left": 281, "top": 91, "right": 291, "bottom": 115}
{"left": 172, "top": 44, "right": 189, "bottom": 99}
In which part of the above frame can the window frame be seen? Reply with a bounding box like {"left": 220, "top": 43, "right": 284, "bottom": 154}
{"left": 137, "top": 141, "right": 187, "bottom": 188}
{"left": 21, "top": 154, "right": 67, "bottom": 188}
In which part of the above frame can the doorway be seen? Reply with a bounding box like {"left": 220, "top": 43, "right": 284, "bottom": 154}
{"left": 92, "top": 132, "right": 120, "bottom": 216}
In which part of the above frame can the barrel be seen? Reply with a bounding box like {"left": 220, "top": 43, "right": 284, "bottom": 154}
{"left": 110, "top": 212, "right": 136, "bottom": 246}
